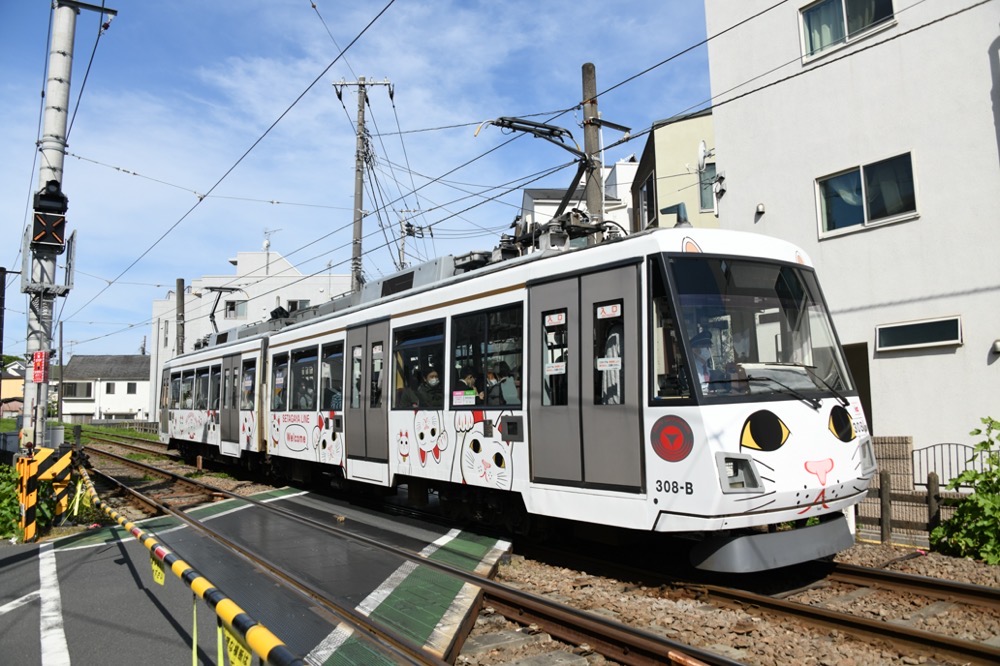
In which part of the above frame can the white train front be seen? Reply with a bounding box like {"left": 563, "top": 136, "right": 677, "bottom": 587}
{"left": 159, "top": 225, "right": 877, "bottom": 572}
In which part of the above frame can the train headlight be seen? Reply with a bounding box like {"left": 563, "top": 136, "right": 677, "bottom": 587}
{"left": 860, "top": 437, "right": 877, "bottom": 474}
{"left": 715, "top": 452, "right": 763, "bottom": 494}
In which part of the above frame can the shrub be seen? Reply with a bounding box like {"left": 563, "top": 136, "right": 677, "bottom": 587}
{"left": 930, "top": 417, "right": 1000, "bottom": 564}
{"left": 0, "top": 465, "right": 20, "bottom": 540}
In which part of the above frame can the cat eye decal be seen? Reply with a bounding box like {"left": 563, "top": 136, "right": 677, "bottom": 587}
{"left": 492, "top": 452, "right": 506, "bottom": 468}
{"left": 740, "top": 410, "right": 790, "bottom": 451}
{"left": 828, "top": 405, "right": 855, "bottom": 442}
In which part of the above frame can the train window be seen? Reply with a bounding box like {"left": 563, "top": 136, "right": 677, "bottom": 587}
{"left": 350, "top": 347, "right": 362, "bottom": 409}
{"left": 290, "top": 347, "right": 318, "bottom": 411}
{"left": 240, "top": 360, "right": 256, "bottom": 410}
{"left": 451, "top": 306, "right": 522, "bottom": 409}
{"left": 542, "top": 309, "right": 568, "bottom": 406}
{"left": 209, "top": 366, "right": 221, "bottom": 410}
{"left": 648, "top": 257, "right": 689, "bottom": 401}
{"left": 370, "top": 342, "right": 384, "bottom": 408}
{"left": 181, "top": 371, "right": 194, "bottom": 409}
{"left": 194, "top": 368, "right": 210, "bottom": 409}
{"left": 594, "top": 300, "right": 624, "bottom": 405}
{"left": 170, "top": 373, "right": 181, "bottom": 409}
{"left": 271, "top": 353, "right": 289, "bottom": 411}
{"left": 394, "top": 321, "right": 445, "bottom": 409}
{"left": 320, "top": 342, "right": 344, "bottom": 410}
{"left": 160, "top": 371, "right": 170, "bottom": 410}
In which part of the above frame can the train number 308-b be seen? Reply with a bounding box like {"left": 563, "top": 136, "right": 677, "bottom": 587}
{"left": 655, "top": 480, "right": 694, "bottom": 495}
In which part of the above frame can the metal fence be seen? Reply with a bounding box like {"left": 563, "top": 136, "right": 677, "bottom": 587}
{"left": 90, "top": 420, "right": 159, "bottom": 435}
{"left": 912, "top": 442, "right": 998, "bottom": 489}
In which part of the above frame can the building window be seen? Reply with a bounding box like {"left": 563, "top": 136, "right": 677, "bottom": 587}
{"left": 288, "top": 299, "right": 311, "bottom": 312}
{"left": 224, "top": 300, "right": 247, "bottom": 319}
{"left": 163, "top": 320, "right": 170, "bottom": 347}
{"left": 699, "top": 163, "right": 717, "bottom": 212}
{"left": 642, "top": 175, "right": 656, "bottom": 226}
{"left": 802, "top": 0, "right": 894, "bottom": 56}
{"left": 127, "top": 382, "right": 137, "bottom": 395}
{"left": 62, "top": 382, "right": 93, "bottom": 399}
{"left": 106, "top": 382, "right": 115, "bottom": 395}
{"left": 876, "top": 316, "right": 962, "bottom": 352}
{"left": 818, "top": 153, "right": 915, "bottom": 234}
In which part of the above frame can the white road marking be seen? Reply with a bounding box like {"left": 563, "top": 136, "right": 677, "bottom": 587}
{"left": 39, "top": 542, "right": 71, "bottom": 665}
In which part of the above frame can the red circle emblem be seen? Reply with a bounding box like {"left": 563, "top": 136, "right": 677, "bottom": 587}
{"left": 651, "top": 415, "right": 694, "bottom": 462}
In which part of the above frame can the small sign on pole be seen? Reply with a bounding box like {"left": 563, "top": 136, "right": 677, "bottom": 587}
{"left": 32, "top": 351, "right": 49, "bottom": 383}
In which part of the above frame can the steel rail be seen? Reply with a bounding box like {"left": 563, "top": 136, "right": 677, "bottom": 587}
{"left": 828, "top": 562, "right": 1000, "bottom": 611}
{"left": 699, "top": 581, "right": 1000, "bottom": 666}
{"left": 85, "top": 460, "right": 445, "bottom": 666}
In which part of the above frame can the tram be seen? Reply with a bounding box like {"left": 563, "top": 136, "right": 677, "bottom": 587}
{"left": 159, "top": 219, "right": 876, "bottom": 572}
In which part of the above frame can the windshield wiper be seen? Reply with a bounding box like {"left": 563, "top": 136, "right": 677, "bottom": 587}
{"left": 802, "top": 366, "right": 849, "bottom": 407}
{"left": 746, "top": 375, "right": 821, "bottom": 410}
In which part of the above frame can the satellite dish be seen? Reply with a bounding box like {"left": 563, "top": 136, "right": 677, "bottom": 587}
{"left": 697, "top": 139, "right": 714, "bottom": 173}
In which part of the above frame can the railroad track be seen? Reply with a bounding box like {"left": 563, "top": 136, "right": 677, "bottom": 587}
{"left": 81, "top": 452, "right": 734, "bottom": 665}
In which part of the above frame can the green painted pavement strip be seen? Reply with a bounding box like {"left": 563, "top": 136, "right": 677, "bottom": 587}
{"left": 369, "top": 565, "right": 467, "bottom": 645}
{"left": 427, "top": 531, "right": 500, "bottom": 572}
{"left": 322, "top": 634, "right": 403, "bottom": 666}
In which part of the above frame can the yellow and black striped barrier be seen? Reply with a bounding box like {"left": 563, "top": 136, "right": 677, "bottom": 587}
{"left": 17, "top": 445, "right": 75, "bottom": 542}
{"left": 76, "top": 467, "right": 304, "bottom": 666}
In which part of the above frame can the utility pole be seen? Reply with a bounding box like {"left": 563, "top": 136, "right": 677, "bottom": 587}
{"left": 175, "top": 278, "right": 185, "bottom": 355}
{"left": 334, "top": 78, "right": 393, "bottom": 293}
{"left": 21, "top": 2, "right": 115, "bottom": 450}
{"left": 582, "top": 63, "right": 604, "bottom": 242}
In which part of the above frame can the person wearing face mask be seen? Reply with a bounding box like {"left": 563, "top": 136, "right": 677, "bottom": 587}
{"left": 416, "top": 367, "right": 444, "bottom": 408}
{"left": 690, "top": 331, "right": 716, "bottom": 393}
{"left": 484, "top": 367, "right": 504, "bottom": 406}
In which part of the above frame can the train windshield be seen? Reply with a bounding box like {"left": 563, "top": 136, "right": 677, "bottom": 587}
{"left": 666, "top": 255, "right": 853, "bottom": 401}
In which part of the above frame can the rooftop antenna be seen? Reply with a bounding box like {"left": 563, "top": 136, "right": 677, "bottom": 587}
{"left": 263, "top": 228, "right": 281, "bottom": 275}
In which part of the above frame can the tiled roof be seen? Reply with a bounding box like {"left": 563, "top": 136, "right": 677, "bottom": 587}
{"left": 62, "top": 355, "right": 150, "bottom": 381}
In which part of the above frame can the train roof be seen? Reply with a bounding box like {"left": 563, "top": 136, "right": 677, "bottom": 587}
{"left": 180, "top": 223, "right": 814, "bottom": 356}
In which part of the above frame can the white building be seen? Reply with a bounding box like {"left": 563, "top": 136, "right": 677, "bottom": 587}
{"left": 148, "top": 250, "right": 351, "bottom": 416}
{"left": 519, "top": 158, "right": 638, "bottom": 232}
{"left": 703, "top": 0, "right": 1000, "bottom": 450}
{"left": 61, "top": 355, "right": 151, "bottom": 423}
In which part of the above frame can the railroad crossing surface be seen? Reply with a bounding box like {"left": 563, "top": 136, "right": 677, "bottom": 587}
{"left": 0, "top": 488, "right": 511, "bottom": 664}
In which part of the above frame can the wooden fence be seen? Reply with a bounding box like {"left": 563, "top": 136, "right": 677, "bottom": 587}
{"left": 90, "top": 420, "right": 159, "bottom": 435}
{"left": 855, "top": 470, "right": 966, "bottom": 544}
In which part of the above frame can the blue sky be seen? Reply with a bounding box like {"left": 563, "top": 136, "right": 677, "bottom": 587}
{"left": 1, "top": 1, "right": 710, "bottom": 359}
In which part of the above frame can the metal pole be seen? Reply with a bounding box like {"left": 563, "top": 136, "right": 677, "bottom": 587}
{"left": 351, "top": 77, "right": 368, "bottom": 293}
{"left": 57, "top": 321, "right": 63, "bottom": 423}
{"left": 22, "top": 4, "right": 78, "bottom": 450}
{"left": 582, "top": 63, "right": 604, "bottom": 241}
{"left": 0, "top": 267, "right": 6, "bottom": 414}
{"left": 175, "top": 278, "right": 185, "bottom": 355}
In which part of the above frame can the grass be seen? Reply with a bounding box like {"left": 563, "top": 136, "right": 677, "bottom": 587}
{"left": 0, "top": 418, "right": 16, "bottom": 434}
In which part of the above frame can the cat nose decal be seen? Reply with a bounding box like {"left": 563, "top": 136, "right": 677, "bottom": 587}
{"left": 805, "top": 458, "right": 834, "bottom": 485}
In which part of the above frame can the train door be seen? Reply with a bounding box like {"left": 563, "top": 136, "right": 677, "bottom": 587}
{"left": 158, "top": 369, "right": 169, "bottom": 436}
{"left": 220, "top": 354, "right": 241, "bottom": 455}
{"left": 345, "top": 320, "right": 390, "bottom": 462}
{"left": 528, "top": 264, "right": 643, "bottom": 491}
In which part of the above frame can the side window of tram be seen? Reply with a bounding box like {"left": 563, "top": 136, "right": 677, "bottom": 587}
{"left": 649, "top": 258, "right": 688, "bottom": 400}
{"left": 594, "top": 300, "right": 624, "bottom": 405}
{"left": 181, "top": 371, "right": 194, "bottom": 409}
{"left": 240, "top": 360, "right": 256, "bottom": 410}
{"left": 370, "top": 342, "right": 384, "bottom": 408}
{"left": 209, "top": 365, "right": 221, "bottom": 410}
{"left": 320, "top": 342, "right": 345, "bottom": 410}
{"left": 451, "top": 306, "right": 522, "bottom": 409}
{"left": 393, "top": 322, "right": 444, "bottom": 410}
{"left": 271, "top": 354, "right": 289, "bottom": 411}
{"left": 170, "top": 374, "right": 181, "bottom": 409}
{"left": 194, "top": 368, "right": 210, "bottom": 409}
{"left": 350, "top": 347, "right": 363, "bottom": 409}
{"left": 542, "top": 310, "right": 568, "bottom": 406}
{"left": 290, "top": 347, "right": 318, "bottom": 411}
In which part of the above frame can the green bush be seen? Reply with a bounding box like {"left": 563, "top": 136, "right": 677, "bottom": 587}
{"left": 930, "top": 417, "right": 1000, "bottom": 564}
{"left": 0, "top": 465, "right": 20, "bottom": 539}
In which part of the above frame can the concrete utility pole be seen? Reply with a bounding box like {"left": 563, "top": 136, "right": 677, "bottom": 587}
{"left": 175, "top": 278, "right": 185, "bottom": 355}
{"left": 21, "top": 2, "right": 115, "bottom": 449}
{"left": 334, "top": 78, "right": 393, "bottom": 293}
{"left": 582, "top": 63, "right": 604, "bottom": 241}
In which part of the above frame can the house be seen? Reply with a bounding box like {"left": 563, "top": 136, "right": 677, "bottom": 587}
{"left": 60, "top": 355, "right": 151, "bottom": 423}
{"left": 702, "top": 0, "right": 1000, "bottom": 451}
{"left": 520, "top": 157, "right": 638, "bottom": 234}
{"left": 631, "top": 108, "right": 720, "bottom": 231}
{"left": 148, "top": 249, "right": 351, "bottom": 417}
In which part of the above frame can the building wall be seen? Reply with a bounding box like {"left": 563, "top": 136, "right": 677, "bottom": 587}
{"left": 62, "top": 378, "right": 151, "bottom": 422}
{"left": 632, "top": 112, "right": 719, "bottom": 230}
{"left": 148, "top": 251, "right": 351, "bottom": 416}
{"left": 704, "top": 0, "right": 1000, "bottom": 450}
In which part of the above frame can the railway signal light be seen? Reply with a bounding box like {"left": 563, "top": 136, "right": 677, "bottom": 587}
{"left": 31, "top": 180, "right": 69, "bottom": 252}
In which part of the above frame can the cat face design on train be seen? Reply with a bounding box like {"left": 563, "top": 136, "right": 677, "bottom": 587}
{"left": 414, "top": 411, "right": 447, "bottom": 466}
{"left": 269, "top": 414, "right": 281, "bottom": 451}
{"left": 316, "top": 411, "right": 343, "bottom": 466}
{"left": 240, "top": 412, "right": 256, "bottom": 447}
{"left": 739, "top": 405, "right": 867, "bottom": 514}
{"left": 459, "top": 419, "right": 512, "bottom": 491}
